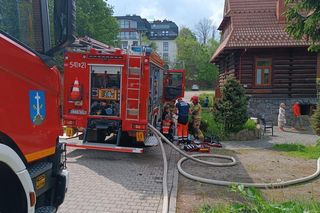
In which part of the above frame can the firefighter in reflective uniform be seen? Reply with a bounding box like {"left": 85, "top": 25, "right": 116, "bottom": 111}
{"left": 175, "top": 98, "right": 190, "bottom": 143}
{"left": 190, "top": 96, "right": 204, "bottom": 142}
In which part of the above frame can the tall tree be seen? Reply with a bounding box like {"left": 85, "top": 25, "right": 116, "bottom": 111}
{"left": 76, "top": 0, "right": 119, "bottom": 45}
{"left": 176, "top": 27, "right": 200, "bottom": 80}
{"left": 214, "top": 77, "right": 248, "bottom": 133}
{"left": 195, "top": 18, "right": 212, "bottom": 44}
{"left": 196, "top": 39, "right": 219, "bottom": 82}
{"left": 285, "top": 0, "right": 320, "bottom": 52}
{"left": 141, "top": 33, "right": 157, "bottom": 51}
{"left": 176, "top": 27, "right": 219, "bottom": 86}
{"left": 285, "top": 0, "right": 320, "bottom": 135}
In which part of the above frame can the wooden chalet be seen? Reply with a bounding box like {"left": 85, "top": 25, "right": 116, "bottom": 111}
{"left": 211, "top": 0, "right": 319, "bottom": 123}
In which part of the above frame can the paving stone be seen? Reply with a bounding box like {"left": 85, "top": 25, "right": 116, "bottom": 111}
{"left": 58, "top": 143, "right": 178, "bottom": 212}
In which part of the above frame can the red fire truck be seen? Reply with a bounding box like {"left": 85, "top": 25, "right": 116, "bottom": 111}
{"left": 63, "top": 38, "right": 185, "bottom": 153}
{"left": 0, "top": 0, "right": 74, "bottom": 212}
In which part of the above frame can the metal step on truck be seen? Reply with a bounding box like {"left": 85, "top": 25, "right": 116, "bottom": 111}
{"left": 62, "top": 37, "right": 185, "bottom": 153}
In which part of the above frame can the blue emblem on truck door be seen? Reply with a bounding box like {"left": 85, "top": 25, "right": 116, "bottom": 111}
{"left": 29, "top": 90, "right": 46, "bottom": 125}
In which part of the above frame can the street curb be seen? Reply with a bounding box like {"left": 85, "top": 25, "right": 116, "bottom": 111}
{"left": 169, "top": 152, "right": 180, "bottom": 213}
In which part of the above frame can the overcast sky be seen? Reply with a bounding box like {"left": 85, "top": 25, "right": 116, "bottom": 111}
{"left": 108, "top": 0, "right": 225, "bottom": 30}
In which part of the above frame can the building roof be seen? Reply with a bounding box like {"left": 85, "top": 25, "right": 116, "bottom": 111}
{"left": 114, "top": 15, "right": 179, "bottom": 40}
{"left": 211, "top": 0, "right": 309, "bottom": 63}
{"left": 148, "top": 20, "right": 178, "bottom": 40}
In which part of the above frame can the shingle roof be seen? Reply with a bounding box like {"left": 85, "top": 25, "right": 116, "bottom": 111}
{"left": 211, "top": 0, "right": 309, "bottom": 63}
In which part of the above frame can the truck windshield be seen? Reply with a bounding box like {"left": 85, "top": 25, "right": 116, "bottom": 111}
{"left": 0, "top": 0, "right": 62, "bottom": 54}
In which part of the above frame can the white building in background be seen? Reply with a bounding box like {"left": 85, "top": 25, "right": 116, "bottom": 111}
{"left": 148, "top": 20, "right": 179, "bottom": 68}
{"left": 115, "top": 15, "right": 150, "bottom": 49}
{"left": 115, "top": 16, "right": 179, "bottom": 67}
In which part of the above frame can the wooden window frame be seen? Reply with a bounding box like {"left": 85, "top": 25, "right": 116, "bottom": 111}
{"left": 255, "top": 58, "right": 272, "bottom": 87}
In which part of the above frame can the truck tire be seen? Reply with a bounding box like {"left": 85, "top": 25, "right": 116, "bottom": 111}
{"left": 0, "top": 163, "right": 27, "bottom": 213}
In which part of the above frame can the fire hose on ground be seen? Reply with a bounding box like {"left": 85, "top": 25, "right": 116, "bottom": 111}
{"left": 147, "top": 124, "right": 320, "bottom": 213}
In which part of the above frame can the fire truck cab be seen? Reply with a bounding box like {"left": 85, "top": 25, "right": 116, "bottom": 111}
{"left": 0, "top": 0, "right": 74, "bottom": 212}
{"left": 63, "top": 38, "right": 185, "bottom": 152}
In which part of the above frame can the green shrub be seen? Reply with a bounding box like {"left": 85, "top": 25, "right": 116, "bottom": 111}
{"left": 243, "top": 119, "right": 257, "bottom": 130}
{"left": 201, "top": 111, "right": 226, "bottom": 140}
{"left": 199, "top": 93, "right": 214, "bottom": 108}
{"left": 214, "top": 77, "right": 248, "bottom": 134}
{"left": 200, "top": 119, "right": 209, "bottom": 133}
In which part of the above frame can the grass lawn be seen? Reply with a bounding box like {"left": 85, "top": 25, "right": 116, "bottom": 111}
{"left": 272, "top": 144, "right": 320, "bottom": 159}
{"left": 198, "top": 201, "right": 320, "bottom": 213}
{"left": 195, "top": 143, "right": 320, "bottom": 213}
{"left": 197, "top": 186, "right": 320, "bottom": 213}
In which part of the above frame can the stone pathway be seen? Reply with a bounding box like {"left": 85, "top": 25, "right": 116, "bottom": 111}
{"left": 58, "top": 143, "right": 179, "bottom": 213}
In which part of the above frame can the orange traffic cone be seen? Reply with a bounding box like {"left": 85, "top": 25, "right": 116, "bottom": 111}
{"left": 70, "top": 78, "right": 81, "bottom": 101}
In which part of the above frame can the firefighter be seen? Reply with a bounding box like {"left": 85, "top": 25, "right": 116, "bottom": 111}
{"left": 175, "top": 98, "right": 190, "bottom": 143}
{"left": 161, "top": 105, "right": 173, "bottom": 141}
{"left": 166, "top": 101, "right": 178, "bottom": 137}
{"left": 190, "top": 96, "right": 204, "bottom": 142}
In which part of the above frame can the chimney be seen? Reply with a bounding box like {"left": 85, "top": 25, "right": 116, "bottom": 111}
{"left": 276, "top": 0, "right": 286, "bottom": 23}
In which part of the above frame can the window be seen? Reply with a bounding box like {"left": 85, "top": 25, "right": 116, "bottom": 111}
{"left": 119, "top": 20, "right": 125, "bottom": 28}
{"left": 0, "top": 0, "right": 60, "bottom": 53}
{"left": 119, "top": 32, "right": 128, "bottom": 39}
{"left": 129, "top": 21, "right": 137, "bottom": 29}
{"left": 255, "top": 58, "right": 272, "bottom": 86}
{"left": 163, "top": 53, "right": 169, "bottom": 62}
{"left": 129, "top": 32, "right": 138, "bottom": 39}
{"left": 124, "top": 32, "right": 129, "bottom": 39}
{"left": 120, "top": 20, "right": 130, "bottom": 29}
{"left": 163, "top": 42, "right": 169, "bottom": 51}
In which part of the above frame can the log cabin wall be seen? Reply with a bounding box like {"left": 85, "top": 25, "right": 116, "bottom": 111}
{"left": 217, "top": 52, "right": 237, "bottom": 87}
{"left": 237, "top": 48, "right": 317, "bottom": 124}
{"left": 216, "top": 48, "right": 317, "bottom": 124}
{"left": 237, "top": 48, "right": 317, "bottom": 98}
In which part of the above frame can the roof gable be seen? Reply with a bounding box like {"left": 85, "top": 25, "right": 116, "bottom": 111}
{"left": 211, "top": 0, "right": 309, "bottom": 63}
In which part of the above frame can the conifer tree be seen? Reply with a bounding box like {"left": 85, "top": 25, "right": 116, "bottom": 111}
{"left": 311, "top": 104, "right": 320, "bottom": 136}
{"left": 214, "top": 77, "right": 248, "bottom": 133}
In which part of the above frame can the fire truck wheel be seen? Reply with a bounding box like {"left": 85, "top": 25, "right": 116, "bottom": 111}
{"left": 0, "top": 162, "right": 27, "bottom": 213}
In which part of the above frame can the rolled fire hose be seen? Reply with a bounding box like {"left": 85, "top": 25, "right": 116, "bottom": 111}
{"left": 147, "top": 124, "right": 320, "bottom": 213}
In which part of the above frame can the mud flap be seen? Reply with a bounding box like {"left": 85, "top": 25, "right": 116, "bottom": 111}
{"left": 54, "top": 172, "right": 67, "bottom": 207}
